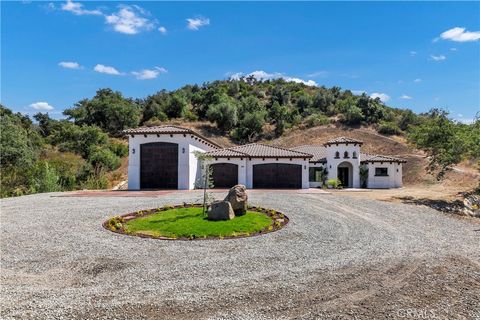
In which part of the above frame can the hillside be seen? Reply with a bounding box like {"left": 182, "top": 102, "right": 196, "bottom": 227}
{"left": 1, "top": 79, "right": 478, "bottom": 198}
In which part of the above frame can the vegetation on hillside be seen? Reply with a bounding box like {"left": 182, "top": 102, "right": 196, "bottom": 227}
{"left": 0, "top": 104, "right": 127, "bottom": 197}
{"left": 1, "top": 78, "right": 479, "bottom": 197}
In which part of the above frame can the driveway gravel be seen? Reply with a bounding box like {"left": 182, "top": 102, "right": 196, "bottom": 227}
{"left": 1, "top": 191, "right": 479, "bottom": 319}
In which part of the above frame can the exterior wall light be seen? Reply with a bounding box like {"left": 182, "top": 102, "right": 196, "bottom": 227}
{"left": 132, "top": 148, "right": 135, "bottom": 154}
{"left": 182, "top": 147, "right": 185, "bottom": 154}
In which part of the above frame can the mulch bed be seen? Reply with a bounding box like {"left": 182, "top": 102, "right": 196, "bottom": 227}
{"left": 103, "top": 203, "right": 289, "bottom": 241}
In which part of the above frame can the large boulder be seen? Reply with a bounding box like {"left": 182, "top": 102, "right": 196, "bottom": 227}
{"left": 207, "top": 201, "right": 235, "bottom": 221}
{"left": 225, "top": 184, "right": 248, "bottom": 216}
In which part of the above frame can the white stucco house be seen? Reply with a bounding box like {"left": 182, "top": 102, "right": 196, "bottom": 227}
{"left": 124, "top": 125, "right": 405, "bottom": 190}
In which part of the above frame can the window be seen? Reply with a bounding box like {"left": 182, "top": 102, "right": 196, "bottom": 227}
{"left": 352, "top": 151, "right": 357, "bottom": 159}
{"left": 334, "top": 151, "right": 340, "bottom": 158}
{"left": 309, "top": 167, "right": 325, "bottom": 182}
{"left": 375, "top": 167, "right": 388, "bottom": 176}
{"left": 344, "top": 151, "right": 349, "bottom": 158}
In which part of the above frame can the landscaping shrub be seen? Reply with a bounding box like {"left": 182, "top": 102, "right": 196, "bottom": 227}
{"left": 327, "top": 178, "right": 342, "bottom": 189}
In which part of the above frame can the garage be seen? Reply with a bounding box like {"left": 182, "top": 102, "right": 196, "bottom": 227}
{"left": 253, "top": 163, "right": 302, "bottom": 189}
{"left": 210, "top": 163, "right": 238, "bottom": 188}
{"left": 140, "top": 142, "right": 178, "bottom": 189}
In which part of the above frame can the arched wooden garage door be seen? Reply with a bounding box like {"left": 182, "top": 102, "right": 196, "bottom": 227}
{"left": 140, "top": 142, "right": 178, "bottom": 189}
{"left": 253, "top": 163, "right": 302, "bottom": 189}
{"left": 211, "top": 163, "right": 238, "bottom": 188}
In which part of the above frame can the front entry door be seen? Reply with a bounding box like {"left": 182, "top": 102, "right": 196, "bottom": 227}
{"left": 337, "top": 167, "right": 349, "bottom": 188}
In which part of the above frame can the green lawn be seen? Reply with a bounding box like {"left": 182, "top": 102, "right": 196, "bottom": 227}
{"left": 124, "top": 207, "right": 273, "bottom": 238}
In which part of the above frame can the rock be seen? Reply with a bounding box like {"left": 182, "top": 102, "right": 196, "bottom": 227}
{"left": 207, "top": 201, "right": 235, "bottom": 221}
{"left": 225, "top": 184, "right": 248, "bottom": 216}
{"left": 463, "top": 195, "right": 480, "bottom": 218}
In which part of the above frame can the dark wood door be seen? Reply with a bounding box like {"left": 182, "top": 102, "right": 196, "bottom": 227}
{"left": 337, "top": 167, "right": 349, "bottom": 187}
{"left": 253, "top": 163, "right": 302, "bottom": 189}
{"left": 211, "top": 163, "right": 238, "bottom": 188}
{"left": 140, "top": 142, "right": 178, "bottom": 189}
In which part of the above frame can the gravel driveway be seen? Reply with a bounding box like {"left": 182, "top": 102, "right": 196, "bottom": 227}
{"left": 1, "top": 191, "right": 479, "bottom": 319}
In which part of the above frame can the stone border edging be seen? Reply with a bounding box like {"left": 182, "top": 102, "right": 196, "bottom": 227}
{"left": 103, "top": 203, "right": 289, "bottom": 240}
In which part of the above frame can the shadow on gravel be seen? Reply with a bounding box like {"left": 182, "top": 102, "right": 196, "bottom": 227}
{"left": 395, "top": 196, "right": 464, "bottom": 214}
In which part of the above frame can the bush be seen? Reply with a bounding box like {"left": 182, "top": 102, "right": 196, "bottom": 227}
{"left": 108, "top": 140, "right": 128, "bottom": 158}
{"left": 88, "top": 147, "right": 121, "bottom": 172}
{"left": 327, "top": 178, "right": 342, "bottom": 189}
{"left": 83, "top": 172, "right": 109, "bottom": 190}
{"left": 305, "top": 114, "right": 330, "bottom": 128}
{"left": 206, "top": 100, "right": 238, "bottom": 131}
{"left": 378, "top": 121, "right": 401, "bottom": 135}
{"left": 343, "top": 105, "right": 364, "bottom": 125}
{"left": 28, "top": 161, "right": 61, "bottom": 193}
{"left": 45, "top": 150, "right": 87, "bottom": 190}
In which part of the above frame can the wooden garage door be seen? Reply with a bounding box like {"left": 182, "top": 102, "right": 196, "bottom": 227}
{"left": 253, "top": 163, "right": 302, "bottom": 189}
{"left": 140, "top": 142, "right": 178, "bottom": 189}
{"left": 211, "top": 163, "right": 238, "bottom": 188}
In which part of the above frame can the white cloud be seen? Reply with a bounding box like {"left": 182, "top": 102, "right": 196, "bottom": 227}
{"left": 58, "top": 61, "right": 82, "bottom": 69}
{"left": 430, "top": 54, "right": 446, "bottom": 61}
{"left": 105, "top": 5, "right": 154, "bottom": 35}
{"left": 307, "top": 70, "right": 329, "bottom": 78}
{"left": 158, "top": 26, "right": 167, "bottom": 34}
{"left": 186, "top": 17, "right": 210, "bottom": 30}
{"left": 450, "top": 47, "right": 458, "bottom": 51}
{"left": 399, "top": 94, "right": 413, "bottom": 100}
{"left": 94, "top": 64, "right": 122, "bottom": 75}
{"left": 414, "top": 78, "right": 422, "bottom": 83}
{"left": 61, "top": 0, "right": 102, "bottom": 16}
{"left": 457, "top": 118, "right": 475, "bottom": 124}
{"left": 131, "top": 67, "right": 167, "bottom": 80}
{"left": 440, "top": 27, "right": 480, "bottom": 42}
{"left": 29, "top": 102, "right": 54, "bottom": 111}
{"left": 370, "top": 92, "right": 390, "bottom": 102}
{"left": 231, "top": 70, "right": 317, "bottom": 86}
{"left": 410, "top": 51, "right": 417, "bottom": 56}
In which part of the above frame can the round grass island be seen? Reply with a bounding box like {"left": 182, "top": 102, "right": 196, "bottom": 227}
{"left": 104, "top": 204, "right": 289, "bottom": 240}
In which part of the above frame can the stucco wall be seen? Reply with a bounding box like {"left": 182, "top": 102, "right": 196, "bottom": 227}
{"left": 325, "top": 144, "right": 361, "bottom": 188}
{"left": 127, "top": 134, "right": 215, "bottom": 190}
{"left": 365, "top": 162, "right": 403, "bottom": 189}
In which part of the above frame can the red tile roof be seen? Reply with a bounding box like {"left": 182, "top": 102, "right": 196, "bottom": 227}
{"left": 291, "top": 145, "right": 327, "bottom": 163}
{"left": 206, "top": 143, "right": 313, "bottom": 159}
{"left": 123, "top": 125, "right": 221, "bottom": 148}
{"left": 324, "top": 136, "right": 363, "bottom": 146}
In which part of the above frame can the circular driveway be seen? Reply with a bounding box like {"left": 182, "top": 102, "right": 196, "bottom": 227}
{"left": 1, "top": 191, "right": 479, "bottom": 319}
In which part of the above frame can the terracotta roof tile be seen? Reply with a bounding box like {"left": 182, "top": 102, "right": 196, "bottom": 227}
{"left": 291, "top": 145, "right": 327, "bottom": 163}
{"left": 361, "top": 153, "right": 406, "bottom": 163}
{"left": 206, "top": 143, "right": 313, "bottom": 159}
{"left": 324, "top": 136, "right": 363, "bottom": 146}
{"left": 123, "top": 125, "right": 221, "bottom": 148}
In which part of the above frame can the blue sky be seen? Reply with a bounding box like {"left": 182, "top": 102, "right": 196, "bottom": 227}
{"left": 1, "top": 1, "right": 479, "bottom": 122}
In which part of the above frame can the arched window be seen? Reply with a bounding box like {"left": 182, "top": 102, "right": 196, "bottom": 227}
{"left": 344, "top": 151, "right": 349, "bottom": 158}
{"left": 335, "top": 151, "right": 340, "bottom": 158}
{"left": 352, "top": 151, "right": 357, "bottom": 159}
